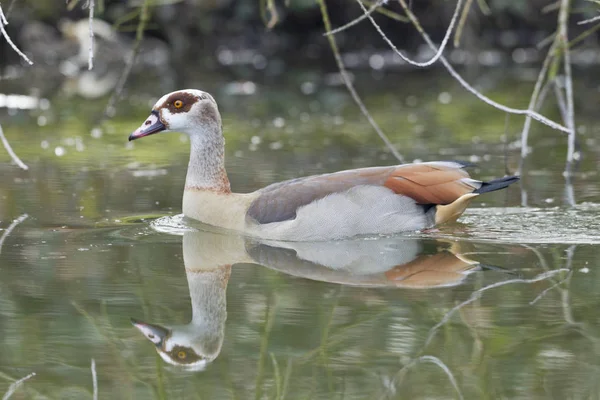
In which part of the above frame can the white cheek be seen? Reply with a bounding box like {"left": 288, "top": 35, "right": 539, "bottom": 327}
{"left": 163, "top": 337, "right": 175, "bottom": 352}
{"left": 162, "top": 109, "right": 193, "bottom": 132}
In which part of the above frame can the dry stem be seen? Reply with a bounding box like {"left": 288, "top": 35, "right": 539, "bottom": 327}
{"left": 318, "top": 0, "right": 404, "bottom": 162}
{"left": 0, "top": 3, "right": 33, "bottom": 65}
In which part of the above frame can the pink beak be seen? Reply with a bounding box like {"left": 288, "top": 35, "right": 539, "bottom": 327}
{"left": 129, "top": 110, "right": 166, "bottom": 141}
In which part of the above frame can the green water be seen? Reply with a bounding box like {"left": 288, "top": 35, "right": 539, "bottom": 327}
{"left": 1, "top": 69, "right": 600, "bottom": 399}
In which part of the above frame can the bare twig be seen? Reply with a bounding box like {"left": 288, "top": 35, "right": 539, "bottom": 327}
{"left": 0, "top": 123, "right": 28, "bottom": 170}
{"left": 558, "top": 0, "right": 576, "bottom": 176}
{"left": 0, "top": 214, "right": 28, "bottom": 255}
{"left": 5, "top": 0, "right": 18, "bottom": 17}
{"left": 91, "top": 358, "right": 98, "bottom": 400}
{"left": 353, "top": 0, "right": 464, "bottom": 67}
{"left": 423, "top": 269, "right": 570, "bottom": 348}
{"left": 318, "top": 0, "right": 404, "bottom": 162}
{"left": 2, "top": 372, "right": 35, "bottom": 400}
{"left": 454, "top": 0, "right": 474, "bottom": 47}
{"left": 0, "top": 4, "right": 33, "bottom": 65}
{"left": 87, "top": 0, "right": 95, "bottom": 70}
{"left": 395, "top": 0, "right": 572, "bottom": 135}
{"left": 324, "top": 0, "right": 409, "bottom": 36}
{"left": 324, "top": 0, "right": 384, "bottom": 36}
{"left": 103, "top": 0, "right": 150, "bottom": 118}
{"left": 553, "top": 79, "right": 568, "bottom": 125}
{"left": 517, "top": 40, "right": 557, "bottom": 175}
{"left": 577, "top": 14, "right": 600, "bottom": 25}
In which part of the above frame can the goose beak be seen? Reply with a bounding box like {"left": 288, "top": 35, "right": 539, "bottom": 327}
{"left": 129, "top": 110, "right": 166, "bottom": 141}
{"left": 131, "top": 318, "right": 170, "bottom": 346}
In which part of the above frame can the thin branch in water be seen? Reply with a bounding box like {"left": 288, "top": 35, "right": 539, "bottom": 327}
{"left": 91, "top": 358, "right": 98, "bottom": 400}
{"left": 0, "top": 214, "right": 28, "bottom": 255}
{"left": 0, "top": 123, "right": 29, "bottom": 170}
{"left": 423, "top": 269, "right": 570, "bottom": 348}
{"left": 0, "top": 4, "right": 33, "bottom": 65}
{"left": 87, "top": 0, "right": 95, "bottom": 70}
{"left": 2, "top": 372, "right": 36, "bottom": 400}
{"left": 354, "top": 0, "right": 465, "bottom": 67}
{"left": 324, "top": 0, "right": 385, "bottom": 36}
{"left": 103, "top": 0, "right": 150, "bottom": 118}
{"left": 317, "top": 0, "right": 404, "bottom": 162}
{"left": 395, "top": 0, "right": 572, "bottom": 135}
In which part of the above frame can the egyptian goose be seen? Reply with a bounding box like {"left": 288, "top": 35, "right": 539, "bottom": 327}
{"left": 129, "top": 89, "right": 519, "bottom": 241}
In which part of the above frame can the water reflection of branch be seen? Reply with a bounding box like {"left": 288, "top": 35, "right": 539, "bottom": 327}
{"left": 523, "top": 244, "right": 577, "bottom": 322}
{"left": 317, "top": 0, "right": 404, "bottom": 163}
{"left": 383, "top": 355, "right": 464, "bottom": 400}
{"left": 91, "top": 358, "right": 98, "bottom": 400}
{"left": 2, "top": 372, "right": 36, "bottom": 400}
{"left": 393, "top": 0, "right": 571, "bottom": 135}
{"left": 0, "top": 124, "right": 29, "bottom": 171}
{"left": 529, "top": 271, "right": 572, "bottom": 305}
{"left": 423, "top": 269, "right": 569, "bottom": 349}
{"left": 353, "top": 0, "right": 464, "bottom": 67}
{"left": 0, "top": 214, "right": 28, "bottom": 255}
{"left": 0, "top": 4, "right": 33, "bottom": 65}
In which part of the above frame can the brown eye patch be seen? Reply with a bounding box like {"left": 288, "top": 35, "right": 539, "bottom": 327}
{"left": 162, "top": 92, "right": 199, "bottom": 113}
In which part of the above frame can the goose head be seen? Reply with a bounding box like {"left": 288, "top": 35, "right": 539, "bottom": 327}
{"left": 129, "top": 89, "right": 221, "bottom": 141}
{"left": 131, "top": 317, "right": 222, "bottom": 371}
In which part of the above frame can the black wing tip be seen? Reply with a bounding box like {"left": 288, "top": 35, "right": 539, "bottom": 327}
{"left": 474, "top": 175, "right": 520, "bottom": 194}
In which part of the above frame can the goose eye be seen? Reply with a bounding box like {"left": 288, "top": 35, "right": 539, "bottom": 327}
{"left": 174, "top": 100, "right": 183, "bottom": 109}
{"left": 177, "top": 351, "right": 186, "bottom": 359}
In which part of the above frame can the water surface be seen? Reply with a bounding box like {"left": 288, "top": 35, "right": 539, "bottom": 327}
{"left": 1, "top": 70, "right": 599, "bottom": 399}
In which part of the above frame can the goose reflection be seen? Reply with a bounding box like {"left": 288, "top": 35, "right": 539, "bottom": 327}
{"left": 132, "top": 230, "right": 502, "bottom": 370}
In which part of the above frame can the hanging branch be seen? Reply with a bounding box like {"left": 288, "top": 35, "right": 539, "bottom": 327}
{"left": 351, "top": 0, "right": 465, "bottom": 67}
{"left": 103, "top": 0, "right": 150, "bottom": 118}
{"left": 0, "top": 3, "right": 33, "bottom": 65}
{"left": 517, "top": 41, "right": 558, "bottom": 175}
{"left": 324, "top": 0, "right": 384, "bottom": 36}
{"left": 388, "top": 0, "right": 571, "bottom": 135}
{"left": 557, "top": 0, "right": 576, "bottom": 174}
{"left": 0, "top": 123, "right": 28, "bottom": 170}
{"left": 317, "top": 0, "right": 404, "bottom": 162}
{"left": 87, "top": 0, "right": 95, "bottom": 70}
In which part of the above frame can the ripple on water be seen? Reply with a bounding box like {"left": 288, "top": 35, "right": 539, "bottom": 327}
{"left": 428, "top": 203, "right": 600, "bottom": 244}
{"left": 150, "top": 214, "right": 194, "bottom": 236}
{"left": 149, "top": 204, "right": 600, "bottom": 245}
